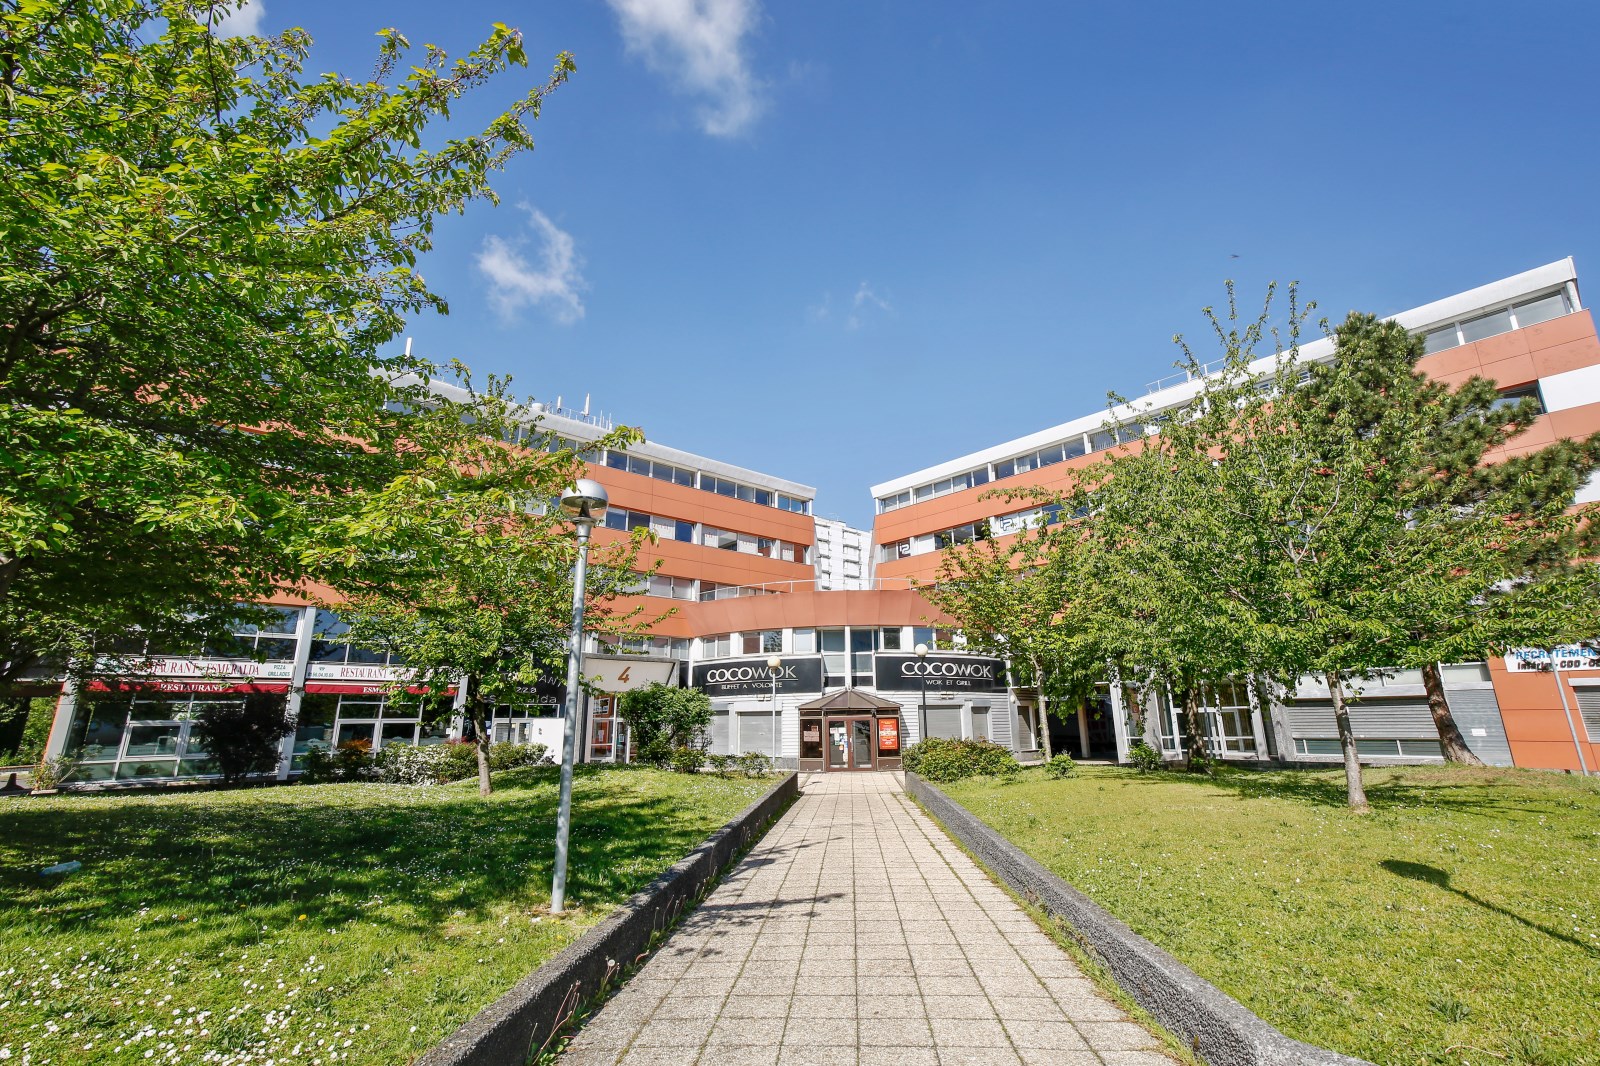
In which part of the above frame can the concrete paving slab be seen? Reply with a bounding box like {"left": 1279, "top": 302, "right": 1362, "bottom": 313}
{"left": 559, "top": 772, "right": 1176, "bottom": 1066}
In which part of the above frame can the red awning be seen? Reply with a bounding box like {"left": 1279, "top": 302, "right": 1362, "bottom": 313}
{"left": 88, "top": 679, "right": 291, "bottom": 695}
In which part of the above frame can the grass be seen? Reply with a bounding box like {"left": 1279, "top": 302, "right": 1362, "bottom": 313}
{"left": 0, "top": 764, "right": 777, "bottom": 1065}
{"left": 939, "top": 764, "right": 1600, "bottom": 1066}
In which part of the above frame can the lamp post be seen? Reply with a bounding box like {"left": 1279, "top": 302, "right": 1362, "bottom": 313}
{"left": 1549, "top": 650, "right": 1592, "bottom": 776}
{"left": 915, "top": 642, "right": 929, "bottom": 739}
{"left": 767, "top": 654, "right": 782, "bottom": 766}
{"left": 551, "top": 479, "right": 608, "bottom": 915}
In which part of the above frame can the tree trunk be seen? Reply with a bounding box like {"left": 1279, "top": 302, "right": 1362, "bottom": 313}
{"left": 1180, "top": 685, "right": 1206, "bottom": 771}
{"left": 1033, "top": 659, "right": 1053, "bottom": 760}
{"left": 469, "top": 682, "right": 492, "bottom": 797}
{"left": 1326, "top": 670, "right": 1369, "bottom": 811}
{"left": 1422, "top": 662, "right": 1485, "bottom": 765}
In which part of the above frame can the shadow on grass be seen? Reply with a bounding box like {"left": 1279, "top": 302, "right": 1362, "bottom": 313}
{"left": 0, "top": 765, "right": 750, "bottom": 944}
{"left": 1380, "top": 859, "right": 1600, "bottom": 958}
{"left": 1135, "top": 763, "right": 1591, "bottom": 818}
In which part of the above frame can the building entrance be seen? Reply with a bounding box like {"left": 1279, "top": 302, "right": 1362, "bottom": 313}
{"left": 796, "top": 689, "right": 905, "bottom": 772}
{"left": 826, "top": 716, "right": 876, "bottom": 771}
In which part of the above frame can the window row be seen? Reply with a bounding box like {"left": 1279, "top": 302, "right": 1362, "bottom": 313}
{"left": 701, "top": 525, "right": 808, "bottom": 562}
{"left": 697, "top": 626, "right": 962, "bottom": 661}
{"left": 602, "top": 450, "right": 812, "bottom": 514}
{"left": 603, "top": 508, "right": 810, "bottom": 563}
{"left": 876, "top": 424, "right": 1148, "bottom": 513}
{"left": 1421, "top": 290, "right": 1573, "bottom": 355}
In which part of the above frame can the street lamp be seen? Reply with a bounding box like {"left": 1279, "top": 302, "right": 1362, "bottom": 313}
{"left": 551, "top": 478, "right": 608, "bottom": 915}
{"left": 915, "top": 643, "right": 929, "bottom": 739}
{"left": 767, "top": 654, "right": 782, "bottom": 766}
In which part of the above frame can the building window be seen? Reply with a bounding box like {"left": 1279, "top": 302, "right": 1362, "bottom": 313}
{"left": 1492, "top": 384, "right": 1546, "bottom": 415}
{"left": 700, "top": 634, "right": 734, "bottom": 658}
{"left": 792, "top": 629, "right": 817, "bottom": 654}
{"left": 1416, "top": 290, "right": 1572, "bottom": 355}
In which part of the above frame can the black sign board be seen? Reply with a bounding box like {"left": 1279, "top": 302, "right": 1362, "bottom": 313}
{"left": 692, "top": 657, "right": 823, "bottom": 697}
{"left": 873, "top": 654, "right": 1007, "bottom": 693}
{"left": 513, "top": 678, "right": 567, "bottom": 709}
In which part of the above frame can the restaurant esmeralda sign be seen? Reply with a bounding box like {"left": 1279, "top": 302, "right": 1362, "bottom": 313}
{"left": 692, "top": 656, "right": 824, "bottom": 697}
{"left": 873, "top": 654, "right": 1007, "bottom": 693}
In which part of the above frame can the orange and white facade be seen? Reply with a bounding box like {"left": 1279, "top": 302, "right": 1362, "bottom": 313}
{"left": 869, "top": 257, "right": 1600, "bottom": 773}
{"left": 39, "top": 259, "right": 1600, "bottom": 782}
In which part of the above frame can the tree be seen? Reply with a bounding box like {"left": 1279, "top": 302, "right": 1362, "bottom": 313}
{"left": 921, "top": 519, "right": 1107, "bottom": 760}
{"left": 1294, "top": 313, "right": 1600, "bottom": 763}
{"left": 1127, "top": 290, "right": 1596, "bottom": 809}
{"left": 189, "top": 692, "right": 295, "bottom": 785}
{"left": 305, "top": 377, "right": 648, "bottom": 797}
{"left": 0, "top": 1, "right": 575, "bottom": 684}
{"left": 617, "top": 682, "right": 713, "bottom": 767}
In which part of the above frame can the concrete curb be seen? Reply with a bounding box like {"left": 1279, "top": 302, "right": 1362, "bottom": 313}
{"left": 904, "top": 772, "right": 1372, "bottom": 1066}
{"left": 419, "top": 772, "right": 800, "bottom": 1066}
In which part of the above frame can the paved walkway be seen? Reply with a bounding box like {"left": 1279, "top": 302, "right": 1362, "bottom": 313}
{"left": 559, "top": 773, "right": 1175, "bottom": 1066}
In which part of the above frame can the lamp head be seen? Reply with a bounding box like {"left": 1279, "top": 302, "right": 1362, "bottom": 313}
{"left": 767, "top": 655, "right": 782, "bottom": 671}
{"left": 559, "top": 479, "right": 609, "bottom": 524}
{"left": 914, "top": 642, "right": 929, "bottom": 658}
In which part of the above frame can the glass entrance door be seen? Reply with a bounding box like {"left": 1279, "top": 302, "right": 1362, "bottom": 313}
{"left": 825, "top": 717, "right": 876, "bottom": 771}
{"left": 851, "top": 719, "right": 874, "bottom": 769}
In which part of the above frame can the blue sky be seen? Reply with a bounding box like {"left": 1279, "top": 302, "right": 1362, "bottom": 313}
{"left": 230, "top": 0, "right": 1600, "bottom": 527}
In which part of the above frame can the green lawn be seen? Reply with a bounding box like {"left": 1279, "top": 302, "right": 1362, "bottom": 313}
{"left": 940, "top": 765, "right": 1600, "bottom": 1066}
{"left": 0, "top": 765, "right": 776, "bottom": 1065}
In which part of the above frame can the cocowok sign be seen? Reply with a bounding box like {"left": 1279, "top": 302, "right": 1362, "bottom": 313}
{"left": 692, "top": 657, "right": 823, "bottom": 697}
{"left": 874, "top": 654, "right": 1007, "bottom": 693}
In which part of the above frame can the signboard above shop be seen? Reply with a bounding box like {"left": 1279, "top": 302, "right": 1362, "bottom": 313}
{"left": 873, "top": 654, "right": 1007, "bottom": 693}
{"left": 692, "top": 657, "right": 823, "bottom": 698}
{"left": 586, "top": 656, "right": 679, "bottom": 692}
{"left": 1505, "top": 646, "right": 1600, "bottom": 673}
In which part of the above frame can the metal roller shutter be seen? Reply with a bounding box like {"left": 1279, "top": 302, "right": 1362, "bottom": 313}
{"left": 1575, "top": 689, "right": 1600, "bottom": 743}
{"left": 1288, "top": 699, "right": 1435, "bottom": 739}
{"left": 924, "top": 706, "right": 961, "bottom": 740}
{"left": 707, "top": 710, "right": 731, "bottom": 755}
{"left": 737, "top": 713, "right": 775, "bottom": 756}
{"left": 1444, "top": 688, "right": 1513, "bottom": 766}
{"left": 971, "top": 708, "right": 991, "bottom": 742}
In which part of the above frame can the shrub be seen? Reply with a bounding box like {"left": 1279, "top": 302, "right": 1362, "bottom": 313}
{"left": 434, "top": 740, "right": 482, "bottom": 781}
{"left": 1127, "top": 740, "right": 1163, "bottom": 773}
{"left": 487, "top": 741, "right": 548, "bottom": 772}
{"left": 737, "top": 752, "right": 772, "bottom": 777}
{"left": 299, "top": 739, "right": 376, "bottom": 784}
{"left": 31, "top": 755, "right": 77, "bottom": 791}
{"left": 669, "top": 746, "right": 704, "bottom": 774}
{"left": 706, "top": 753, "right": 735, "bottom": 778}
{"left": 618, "top": 683, "right": 713, "bottom": 767}
{"left": 901, "top": 737, "right": 1019, "bottom": 783}
{"left": 1044, "top": 753, "right": 1076, "bottom": 779}
{"left": 189, "top": 693, "right": 296, "bottom": 785}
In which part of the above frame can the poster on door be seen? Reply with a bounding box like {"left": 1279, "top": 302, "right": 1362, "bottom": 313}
{"left": 877, "top": 717, "right": 900, "bottom": 751}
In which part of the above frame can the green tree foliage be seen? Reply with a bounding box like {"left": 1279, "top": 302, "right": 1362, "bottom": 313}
{"left": 188, "top": 692, "right": 294, "bottom": 785}
{"left": 1294, "top": 313, "right": 1600, "bottom": 763}
{"left": 922, "top": 523, "right": 1107, "bottom": 759}
{"left": 0, "top": 1, "right": 575, "bottom": 682}
{"left": 1091, "top": 288, "right": 1598, "bottom": 808}
{"left": 304, "top": 379, "right": 647, "bottom": 798}
{"left": 617, "top": 682, "right": 713, "bottom": 767}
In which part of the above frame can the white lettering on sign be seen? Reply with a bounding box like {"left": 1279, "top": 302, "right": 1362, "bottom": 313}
{"left": 1505, "top": 646, "right": 1600, "bottom": 673}
{"left": 899, "top": 661, "right": 997, "bottom": 680}
{"left": 704, "top": 664, "right": 799, "bottom": 685}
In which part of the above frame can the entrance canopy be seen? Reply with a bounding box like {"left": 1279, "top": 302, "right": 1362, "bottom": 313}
{"left": 798, "top": 689, "right": 901, "bottom": 714}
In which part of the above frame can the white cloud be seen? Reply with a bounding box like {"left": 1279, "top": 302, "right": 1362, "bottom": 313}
{"left": 606, "top": 0, "right": 765, "bottom": 137}
{"left": 476, "top": 206, "right": 586, "bottom": 325}
{"left": 847, "top": 281, "right": 891, "bottom": 330}
{"left": 211, "top": 1, "right": 266, "bottom": 38}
